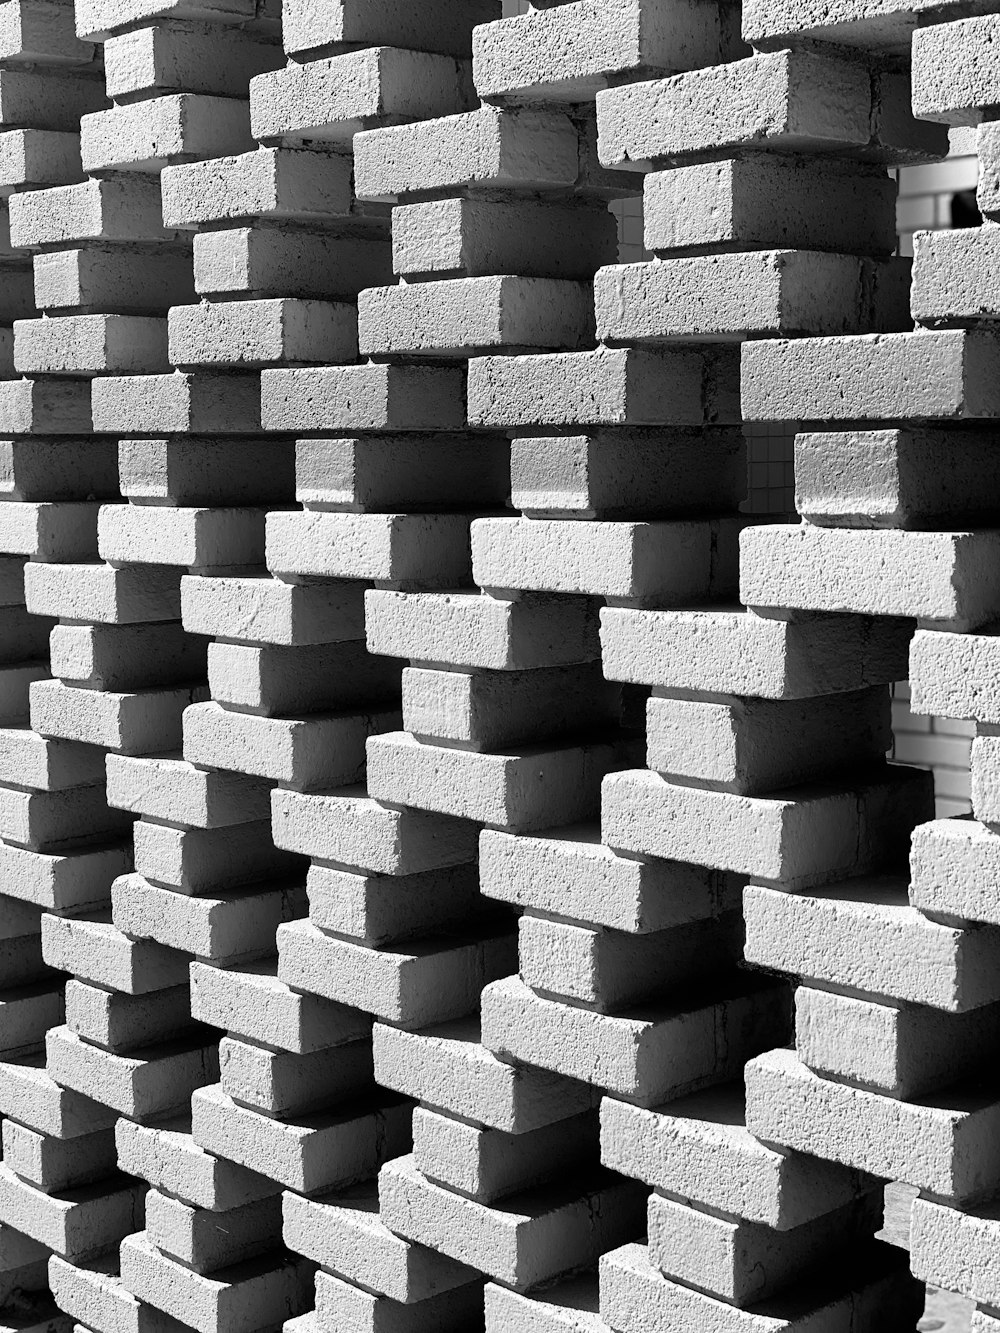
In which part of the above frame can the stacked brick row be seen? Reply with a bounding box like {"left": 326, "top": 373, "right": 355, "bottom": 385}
{"left": 732, "top": 4, "right": 1000, "bottom": 1333}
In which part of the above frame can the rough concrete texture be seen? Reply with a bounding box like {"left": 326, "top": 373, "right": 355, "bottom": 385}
{"left": 0, "top": 4, "right": 994, "bottom": 1333}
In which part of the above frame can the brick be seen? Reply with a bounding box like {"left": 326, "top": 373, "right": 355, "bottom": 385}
{"left": 481, "top": 973, "right": 790, "bottom": 1108}
{"left": 145, "top": 1190, "right": 282, "bottom": 1274}
{"left": 218, "top": 1034, "right": 373, "bottom": 1117}
{"left": 193, "top": 227, "right": 391, "bottom": 300}
{"left": 41, "top": 911, "right": 188, "bottom": 995}
{"left": 0, "top": 1056, "right": 116, "bottom": 1138}
{"left": 306, "top": 861, "right": 481, "bottom": 947}
{"left": 746, "top": 1048, "right": 1000, "bottom": 1202}
{"left": 65, "top": 979, "right": 197, "bottom": 1055}
{"left": 0, "top": 783, "right": 131, "bottom": 852}
{"left": 596, "top": 52, "right": 944, "bottom": 169}
{"left": 0, "top": 840, "right": 130, "bottom": 913}
{"left": 645, "top": 688, "right": 889, "bottom": 794}
{"left": 102, "top": 24, "right": 279, "bottom": 101}
{"left": 741, "top": 0, "right": 1000, "bottom": 53}
{"left": 250, "top": 48, "right": 471, "bottom": 146}
{"left": 277, "top": 915, "right": 515, "bottom": 1028}
{"left": 741, "top": 330, "right": 1000, "bottom": 425}
{"left": 469, "top": 346, "right": 740, "bottom": 429}
{"left": 978, "top": 123, "right": 1000, "bottom": 219}
{"left": 261, "top": 364, "right": 465, "bottom": 434}
{"left": 912, "top": 628, "right": 1000, "bottom": 723}
{"left": 412, "top": 1105, "right": 596, "bottom": 1204}
{"left": 372, "top": 1019, "right": 597, "bottom": 1134}
{"left": 0, "top": 437, "right": 116, "bottom": 502}
{"left": 972, "top": 736, "right": 1000, "bottom": 822}
{"left": 392, "top": 197, "right": 614, "bottom": 280}
{"left": 745, "top": 877, "right": 1000, "bottom": 1011}
{"left": 2, "top": 1119, "right": 115, "bottom": 1193}
{"left": 191, "top": 1082, "right": 411, "bottom": 1194}
{"left": 271, "top": 786, "right": 479, "bottom": 874}
{"left": 111, "top": 873, "right": 306, "bottom": 964}
{"left": 0, "top": 68, "right": 104, "bottom": 131}
{"left": 600, "top": 1241, "right": 921, "bottom": 1333}
{"left": 0, "top": 500, "right": 98, "bottom": 562}
{"left": 313, "top": 1269, "right": 481, "bottom": 1333}
{"left": 92, "top": 372, "right": 261, "bottom": 436}
{"left": 98, "top": 504, "right": 265, "bottom": 573}
{"left": 282, "top": 1183, "right": 476, "bottom": 1303}
{"left": 31, "top": 678, "right": 202, "bottom": 755}
{"left": 353, "top": 106, "right": 579, "bottom": 202}
{"left": 116, "top": 1116, "right": 278, "bottom": 1212}
{"left": 168, "top": 297, "right": 357, "bottom": 370}
{"left": 643, "top": 155, "right": 897, "bottom": 256}
{"left": 189, "top": 959, "right": 369, "bottom": 1054}
{"left": 480, "top": 827, "right": 739, "bottom": 933}
{"left": 24, "top": 561, "right": 180, "bottom": 624}
{"left": 181, "top": 573, "right": 366, "bottom": 646}
{"left": 50, "top": 623, "right": 205, "bottom": 690}
{"left": 910, "top": 818, "right": 1000, "bottom": 926}
{"left": 75, "top": 0, "right": 274, "bottom": 41}
{"left": 473, "top": 0, "right": 741, "bottom": 105}
{"left": 161, "top": 148, "right": 357, "bottom": 228}
{"left": 48, "top": 1254, "right": 189, "bottom": 1333}
{"left": 267, "top": 509, "right": 471, "bottom": 588}
{"left": 131, "top": 818, "right": 297, "bottom": 894}
{"left": 105, "top": 754, "right": 271, "bottom": 829}
{"left": 471, "top": 515, "right": 740, "bottom": 605}
{"left": 740, "top": 525, "right": 1000, "bottom": 631}
{"left": 366, "top": 730, "right": 635, "bottom": 831}
{"left": 0, "top": 984, "right": 64, "bottom": 1059}
{"left": 0, "top": 1165, "right": 143, "bottom": 1261}
{"left": 119, "top": 1233, "right": 312, "bottom": 1333}
{"left": 795, "top": 427, "right": 1000, "bottom": 528}
{"left": 282, "top": 0, "right": 494, "bottom": 58}
{"left": 365, "top": 589, "right": 600, "bottom": 671}
{"left": 484, "top": 1278, "right": 606, "bottom": 1333}
{"left": 379, "top": 1155, "right": 644, "bottom": 1294}
{"left": 9, "top": 177, "right": 173, "bottom": 250}
{"left": 183, "top": 700, "right": 399, "bottom": 791}
{"left": 795, "top": 986, "right": 1000, "bottom": 1099}
{"left": 0, "top": 2, "right": 95, "bottom": 67}
{"left": 912, "top": 15, "right": 1000, "bottom": 127}
{"left": 81, "top": 96, "right": 254, "bottom": 174}
{"left": 911, "top": 1196, "right": 1000, "bottom": 1311}
{"left": 602, "top": 765, "right": 931, "bottom": 889}
{"left": 206, "top": 640, "right": 400, "bottom": 716}
{"left": 14, "top": 313, "right": 169, "bottom": 377}
{"left": 34, "top": 247, "right": 195, "bottom": 315}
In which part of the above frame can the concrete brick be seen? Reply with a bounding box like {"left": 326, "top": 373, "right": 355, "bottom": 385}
{"left": 0, "top": 782, "right": 131, "bottom": 852}
{"left": 49, "top": 1254, "right": 190, "bottom": 1333}
{"left": 267, "top": 509, "right": 471, "bottom": 589}
{"left": 602, "top": 765, "right": 931, "bottom": 889}
{"left": 412, "top": 1105, "right": 596, "bottom": 1204}
{"left": 102, "top": 23, "right": 279, "bottom": 101}
{"left": 353, "top": 106, "right": 579, "bottom": 202}
{"left": 106, "top": 754, "right": 271, "bottom": 829}
{"left": 912, "top": 15, "right": 1000, "bottom": 127}
{"left": 911, "top": 1195, "right": 1000, "bottom": 1311}
{"left": 145, "top": 1189, "right": 282, "bottom": 1274}
{"left": 193, "top": 227, "right": 391, "bottom": 300}
{"left": 65, "top": 979, "right": 197, "bottom": 1055}
{"left": 481, "top": 973, "right": 790, "bottom": 1108}
{"left": 183, "top": 700, "right": 399, "bottom": 791}
{"left": 119, "top": 1233, "right": 312, "bottom": 1333}
{"left": 0, "top": 500, "right": 97, "bottom": 560}
{"left": 92, "top": 372, "right": 261, "bottom": 436}
{"left": 81, "top": 95, "right": 254, "bottom": 175}
{"left": 14, "top": 313, "right": 169, "bottom": 377}
{"left": 277, "top": 915, "right": 515, "bottom": 1028}
{"left": 472, "top": 515, "right": 740, "bottom": 605}
{"left": 741, "top": 525, "right": 1000, "bottom": 632}
{"left": 109, "top": 430, "right": 275, "bottom": 510}
{"left": 3, "top": 1119, "right": 115, "bottom": 1193}
{"left": 9, "top": 177, "right": 173, "bottom": 251}
{"left": 41, "top": 910, "right": 188, "bottom": 995}
{"left": 169, "top": 297, "right": 357, "bottom": 370}
{"left": 116, "top": 1116, "right": 278, "bottom": 1213}
{"left": 261, "top": 364, "right": 465, "bottom": 434}
{"left": 645, "top": 688, "right": 889, "bottom": 794}
{"left": 45, "top": 1024, "right": 217, "bottom": 1122}
{"left": 746, "top": 1048, "right": 1000, "bottom": 1202}
{"left": 978, "top": 122, "right": 1000, "bottom": 219}
{"left": 190, "top": 959, "right": 370, "bottom": 1054}
{"left": 50, "top": 623, "right": 205, "bottom": 690}
{"left": 0, "top": 984, "right": 64, "bottom": 1059}
{"left": 250, "top": 48, "right": 471, "bottom": 146}
{"left": 161, "top": 148, "right": 356, "bottom": 228}
{"left": 795, "top": 986, "right": 1000, "bottom": 1099}
{"left": 24, "top": 561, "right": 180, "bottom": 624}
{"left": 191, "top": 1082, "right": 411, "bottom": 1194}
{"left": 0, "top": 1055, "right": 117, "bottom": 1138}
{"left": 474, "top": 0, "right": 741, "bottom": 105}
{"left": 206, "top": 640, "right": 400, "bottom": 717}
{"left": 366, "top": 730, "right": 636, "bottom": 831}
{"left": 306, "top": 861, "right": 481, "bottom": 947}
{"left": 33, "top": 247, "right": 195, "bottom": 315}
{"left": 372, "top": 1018, "right": 597, "bottom": 1134}
{"left": 379, "top": 1155, "right": 644, "bottom": 1294}
{"left": 480, "top": 826, "right": 739, "bottom": 933}
{"left": 0, "top": 2, "right": 96, "bottom": 68}
{"left": 599, "top": 1240, "right": 921, "bottom": 1333}
{"left": 745, "top": 876, "right": 1000, "bottom": 1011}
{"left": 0, "top": 126, "right": 83, "bottom": 195}
{"left": 313, "top": 1269, "right": 481, "bottom": 1333}
{"left": 913, "top": 628, "right": 1000, "bottom": 724}
{"left": 510, "top": 427, "right": 745, "bottom": 518}
{"left": 742, "top": 330, "right": 1000, "bottom": 425}
{"left": 111, "top": 873, "right": 306, "bottom": 964}
{"left": 131, "top": 818, "right": 297, "bottom": 894}
{"left": 741, "top": 0, "right": 1000, "bottom": 52}
{"left": 910, "top": 817, "right": 1000, "bottom": 925}
{"left": 282, "top": 0, "right": 493, "bottom": 57}
{"left": 75, "top": 0, "right": 275, "bottom": 41}
{"left": 972, "top": 736, "right": 1000, "bottom": 822}
{"left": 271, "top": 786, "right": 479, "bottom": 874}
{"left": 643, "top": 155, "right": 897, "bottom": 256}
{"left": 98, "top": 504, "right": 264, "bottom": 573}
{"left": 0, "top": 437, "right": 116, "bottom": 503}
{"left": 365, "top": 589, "right": 600, "bottom": 672}
{"left": 519, "top": 912, "right": 742, "bottom": 1013}
{"left": 181, "top": 573, "right": 366, "bottom": 646}
{"left": 31, "top": 678, "right": 202, "bottom": 755}
{"left": 597, "top": 254, "right": 909, "bottom": 344}
{"left": 596, "top": 52, "right": 944, "bottom": 170}
{"left": 0, "top": 68, "right": 104, "bottom": 131}
{"left": 469, "top": 346, "right": 740, "bottom": 429}
{"left": 0, "top": 840, "right": 130, "bottom": 914}
{"left": 392, "top": 197, "right": 614, "bottom": 280}
{"left": 0, "top": 1165, "right": 143, "bottom": 1261}
{"left": 795, "top": 427, "right": 1000, "bottom": 528}
{"left": 218, "top": 1034, "right": 373, "bottom": 1117}
{"left": 283, "top": 1182, "right": 476, "bottom": 1303}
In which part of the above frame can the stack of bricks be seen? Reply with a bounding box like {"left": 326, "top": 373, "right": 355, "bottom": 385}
{"left": 736, "top": 3, "right": 1000, "bottom": 1333}
{"left": 6, "top": 2, "right": 1000, "bottom": 1333}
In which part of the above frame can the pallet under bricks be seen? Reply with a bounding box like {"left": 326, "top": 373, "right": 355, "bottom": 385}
{"left": 0, "top": 2, "right": 999, "bottom": 1333}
